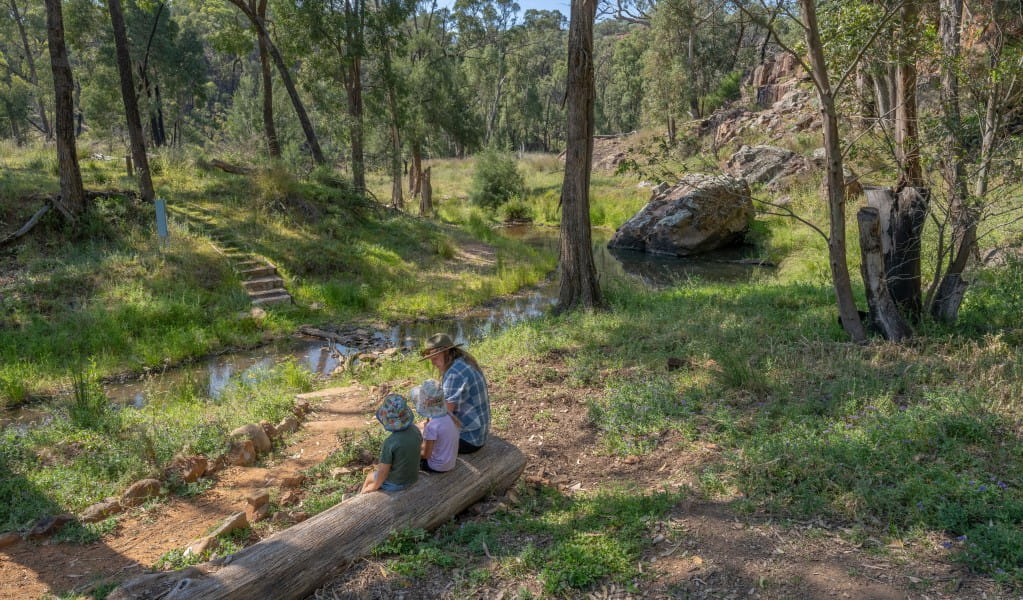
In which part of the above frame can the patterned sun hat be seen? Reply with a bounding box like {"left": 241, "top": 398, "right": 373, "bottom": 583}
{"left": 410, "top": 379, "right": 446, "bottom": 419}
{"left": 375, "top": 393, "right": 415, "bottom": 432}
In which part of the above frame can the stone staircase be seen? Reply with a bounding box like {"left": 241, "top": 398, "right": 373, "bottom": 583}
{"left": 168, "top": 203, "right": 293, "bottom": 307}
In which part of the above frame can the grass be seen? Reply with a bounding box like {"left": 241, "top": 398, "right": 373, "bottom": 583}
{"left": 370, "top": 485, "right": 681, "bottom": 595}
{"left": 0, "top": 360, "right": 313, "bottom": 533}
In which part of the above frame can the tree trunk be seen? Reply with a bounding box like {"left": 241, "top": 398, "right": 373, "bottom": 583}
{"left": 857, "top": 207, "right": 913, "bottom": 341}
{"left": 799, "top": 0, "right": 866, "bottom": 342}
{"left": 931, "top": 0, "right": 975, "bottom": 322}
{"left": 44, "top": 0, "right": 85, "bottom": 219}
{"left": 11, "top": 0, "right": 51, "bottom": 139}
{"left": 872, "top": 64, "right": 896, "bottom": 134}
{"left": 666, "top": 115, "right": 676, "bottom": 146}
{"left": 419, "top": 166, "right": 432, "bottom": 217}
{"left": 409, "top": 143, "right": 422, "bottom": 198}
{"left": 227, "top": 0, "right": 325, "bottom": 165}
{"left": 108, "top": 437, "right": 525, "bottom": 600}
{"left": 381, "top": 42, "right": 403, "bottom": 210}
{"left": 895, "top": 0, "right": 923, "bottom": 188}
{"left": 108, "top": 0, "right": 156, "bottom": 203}
{"left": 343, "top": 0, "right": 366, "bottom": 191}
{"left": 864, "top": 186, "right": 927, "bottom": 320}
{"left": 256, "top": 0, "right": 281, "bottom": 159}
{"left": 558, "top": 0, "right": 602, "bottom": 312}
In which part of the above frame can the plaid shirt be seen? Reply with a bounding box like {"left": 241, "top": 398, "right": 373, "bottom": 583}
{"left": 443, "top": 358, "right": 490, "bottom": 446}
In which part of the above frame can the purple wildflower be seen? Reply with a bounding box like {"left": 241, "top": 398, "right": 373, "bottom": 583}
{"left": 997, "top": 481, "right": 1008, "bottom": 489}
{"left": 941, "top": 541, "right": 953, "bottom": 549}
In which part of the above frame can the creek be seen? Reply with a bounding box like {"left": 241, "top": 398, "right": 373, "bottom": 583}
{"left": 1, "top": 226, "right": 765, "bottom": 430}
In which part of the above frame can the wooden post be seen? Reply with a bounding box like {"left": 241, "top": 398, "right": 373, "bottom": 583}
{"left": 857, "top": 207, "right": 913, "bottom": 341}
{"left": 109, "top": 436, "right": 525, "bottom": 600}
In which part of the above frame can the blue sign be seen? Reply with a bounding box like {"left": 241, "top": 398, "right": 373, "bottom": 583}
{"left": 155, "top": 198, "right": 168, "bottom": 240}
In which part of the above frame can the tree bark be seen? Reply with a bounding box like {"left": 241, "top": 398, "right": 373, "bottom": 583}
{"left": 108, "top": 0, "right": 156, "bottom": 203}
{"left": 409, "top": 143, "right": 422, "bottom": 198}
{"left": 108, "top": 437, "right": 525, "bottom": 600}
{"left": 11, "top": 0, "right": 51, "bottom": 139}
{"left": 227, "top": 0, "right": 326, "bottom": 165}
{"left": 799, "top": 0, "right": 866, "bottom": 342}
{"left": 558, "top": 0, "right": 603, "bottom": 312}
{"left": 256, "top": 0, "right": 281, "bottom": 159}
{"left": 857, "top": 207, "right": 913, "bottom": 341}
{"left": 872, "top": 64, "right": 896, "bottom": 135}
{"left": 931, "top": 0, "right": 975, "bottom": 322}
{"left": 894, "top": 0, "right": 923, "bottom": 188}
{"left": 44, "top": 0, "right": 85, "bottom": 219}
{"left": 419, "top": 166, "right": 432, "bottom": 217}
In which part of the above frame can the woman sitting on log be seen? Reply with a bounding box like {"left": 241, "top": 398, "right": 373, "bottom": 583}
{"left": 421, "top": 333, "right": 490, "bottom": 454}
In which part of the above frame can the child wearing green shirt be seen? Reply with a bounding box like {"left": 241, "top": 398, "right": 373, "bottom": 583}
{"left": 361, "top": 394, "right": 422, "bottom": 493}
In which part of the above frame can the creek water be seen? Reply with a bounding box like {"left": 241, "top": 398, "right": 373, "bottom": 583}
{"left": 2, "top": 226, "right": 765, "bottom": 429}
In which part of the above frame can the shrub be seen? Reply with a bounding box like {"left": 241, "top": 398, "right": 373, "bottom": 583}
{"left": 469, "top": 148, "right": 523, "bottom": 209}
{"left": 501, "top": 199, "right": 534, "bottom": 223}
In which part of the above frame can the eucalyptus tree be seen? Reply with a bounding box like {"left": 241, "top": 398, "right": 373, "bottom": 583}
{"left": 226, "top": 0, "right": 326, "bottom": 164}
{"left": 559, "top": 0, "right": 602, "bottom": 311}
{"left": 44, "top": 0, "right": 85, "bottom": 218}
{"left": 501, "top": 9, "right": 567, "bottom": 152}
{"left": 594, "top": 19, "right": 647, "bottom": 134}
{"left": 107, "top": 0, "right": 155, "bottom": 202}
{"left": 2, "top": 0, "right": 51, "bottom": 139}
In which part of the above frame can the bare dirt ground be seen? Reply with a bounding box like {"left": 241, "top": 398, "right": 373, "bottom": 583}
{"left": 0, "top": 352, "right": 1004, "bottom": 600}
{"left": 0, "top": 386, "right": 377, "bottom": 600}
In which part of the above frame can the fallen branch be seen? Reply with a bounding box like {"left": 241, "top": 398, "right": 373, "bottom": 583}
{"left": 0, "top": 202, "right": 51, "bottom": 248}
{"left": 199, "top": 159, "right": 254, "bottom": 175}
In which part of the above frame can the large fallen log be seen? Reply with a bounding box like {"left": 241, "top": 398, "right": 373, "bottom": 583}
{"left": 109, "top": 436, "right": 525, "bottom": 600}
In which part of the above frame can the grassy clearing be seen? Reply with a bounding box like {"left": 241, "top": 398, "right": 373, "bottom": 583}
{"left": 0, "top": 361, "right": 312, "bottom": 534}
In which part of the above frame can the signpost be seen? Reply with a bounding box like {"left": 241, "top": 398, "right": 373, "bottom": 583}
{"left": 155, "top": 197, "right": 169, "bottom": 249}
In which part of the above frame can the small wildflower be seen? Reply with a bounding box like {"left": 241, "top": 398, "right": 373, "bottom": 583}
{"left": 997, "top": 481, "right": 1008, "bottom": 489}
{"left": 979, "top": 485, "right": 987, "bottom": 492}
{"left": 956, "top": 535, "right": 968, "bottom": 542}
{"left": 941, "top": 541, "right": 953, "bottom": 549}
{"left": 916, "top": 501, "right": 924, "bottom": 510}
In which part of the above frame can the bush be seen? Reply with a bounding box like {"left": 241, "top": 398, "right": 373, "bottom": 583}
{"left": 469, "top": 148, "right": 523, "bottom": 209}
{"left": 501, "top": 199, "right": 534, "bottom": 223}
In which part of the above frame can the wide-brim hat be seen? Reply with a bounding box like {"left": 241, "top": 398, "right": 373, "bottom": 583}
{"left": 376, "top": 393, "right": 415, "bottom": 432}
{"left": 411, "top": 379, "right": 446, "bottom": 419}
{"left": 419, "top": 333, "right": 463, "bottom": 361}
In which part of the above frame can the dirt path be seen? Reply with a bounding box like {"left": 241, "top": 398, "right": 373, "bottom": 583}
{"left": 0, "top": 385, "right": 377, "bottom": 600}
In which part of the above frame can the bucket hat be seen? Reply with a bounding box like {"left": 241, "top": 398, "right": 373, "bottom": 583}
{"left": 419, "top": 332, "right": 463, "bottom": 361}
{"left": 376, "top": 393, "right": 415, "bottom": 432}
{"left": 411, "top": 379, "right": 447, "bottom": 419}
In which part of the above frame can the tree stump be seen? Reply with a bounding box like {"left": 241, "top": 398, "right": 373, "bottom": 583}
{"left": 864, "top": 186, "right": 928, "bottom": 320}
{"left": 857, "top": 207, "right": 913, "bottom": 341}
{"left": 419, "top": 167, "right": 432, "bottom": 217}
{"left": 109, "top": 436, "right": 525, "bottom": 600}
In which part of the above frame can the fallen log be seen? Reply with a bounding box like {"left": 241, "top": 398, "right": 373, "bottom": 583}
{"left": 204, "top": 159, "right": 253, "bottom": 175}
{"left": 0, "top": 202, "right": 51, "bottom": 248}
{"left": 109, "top": 436, "right": 525, "bottom": 600}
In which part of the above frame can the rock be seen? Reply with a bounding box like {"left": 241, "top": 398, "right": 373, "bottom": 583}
{"left": 329, "top": 467, "right": 353, "bottom": 478}
{"left": 811, "top": 147, "right": 827, "bottom": 167}
{"left": 250, "top": 307, "right": 267, "bottom": 320}
{"left": 0, "top": 531, "right": 20, "bottom": 549}
{"left": 280, "top": 474, "right": 305, "bottom": 489}
{"left": 177, "top": 456, "right": 208, "bottom": 483}
{"left": 608, "top": 174, "right": 754, "bottom": 256}
{"left": 230, "top": 424, "right": 272, "bottom": 455}
{"left": 651, "top": 182, "right": 670, "bottom": 197}
{"left": 81, "top": 498, "right": 123, "bottom": 523}
{"left": 245, "top": 490, "right": 270, "bottom": 509}
{"left": 211, "top": 512, "right": 248, "bottom": 539}
{"left": 185, "top": 536, "right": 218, "bottom": 557}
{"left": 277, "top": 416, "right": 299, "bottom": 435}
{"left": 817, "top": 166, "right": 864, "bottom": 198}
{"left": 121, "top": 479, "right": 163, "bottom": 508}
{"left": 246, "top": 503, "right": 270, "bottom": 524}
{"left": 25, "top": 514, "right": 74, "bottom": 539}
{"left": 294, "top": 400, "right": 311, "bottom": 417}
{"left": 381, "top": 347, "right": 399, "bottom": 358}
{"left": 280, "top": 490, "right": 302, "bottom": 506}
{"left": 228, "top": 439, "right": 257, "bottom": 467}
{"left": 291, "top": 511, "right": 309, "bottom": 523}
{"left": 666, "top": 357, "right": 687, "bottom": 372}
{"left": 259, "top": 420, "right": 277, "bottom": 441}
{"left": 725, "top": 145, "right": 810, "bottom": 187}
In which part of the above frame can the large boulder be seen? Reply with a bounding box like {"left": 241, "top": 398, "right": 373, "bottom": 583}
{"left": 608, "top": 174, "right": 753, "bottom": 256}
{"left": 725, "top": 145, "right": 810, "bottom": 187}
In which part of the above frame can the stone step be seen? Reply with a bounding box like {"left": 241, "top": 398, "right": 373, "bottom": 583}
{"left": 248, "top": 287, "right": 289, "bottom": 300}
{"left": 250, "top": 292, "right": 292, "bottom": 306}
{"left": 243, "top": 276, "right": 285, "bottom": 293}
{"left": 239, "top": 265, "right": 277, "bottom": 278}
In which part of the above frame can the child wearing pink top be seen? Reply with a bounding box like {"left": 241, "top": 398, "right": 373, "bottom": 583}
{"left": 411, "top": 379, "right": 459, "bottom": 473}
